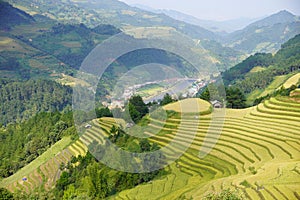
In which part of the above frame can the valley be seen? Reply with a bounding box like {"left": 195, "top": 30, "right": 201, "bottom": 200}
{"left": 0, "top": 0, "right": 300, "bottom": 199}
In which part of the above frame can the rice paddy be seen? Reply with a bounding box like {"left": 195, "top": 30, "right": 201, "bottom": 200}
{"left": 2, "top": 92, "right": 300, "bottom": 199}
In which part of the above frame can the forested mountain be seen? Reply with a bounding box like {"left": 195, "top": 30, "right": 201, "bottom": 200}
{"left": 0, "top": 79, "right": 72, "bottom": 125}
{"left": 124, "top": 2, "right": 300, "bottom": 54}
{"left": 223, "top": 10, "right": 300, "bottom": 53}
{"left": 5, "top": 0, "right": 218, "bottom": 40}
{"left": 0, "top": 0, "right": 34, "bottom": 30}
{"left": 222, "top": 34, "right": 300, "bottom": 95}
{"left": 0, "top": 3, "right": 122, "bottom": 79}
{"left": 0, "top": 1, "right": 242, "bottom": 83}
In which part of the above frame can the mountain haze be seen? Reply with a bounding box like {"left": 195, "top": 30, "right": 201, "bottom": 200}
{"left": 132, "top": 4, "right": 260, "bottom": 33}
{"left": 224, "top": 10, "right": 300, "bottom": 53}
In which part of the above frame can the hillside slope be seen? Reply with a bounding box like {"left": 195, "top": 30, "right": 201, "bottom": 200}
{"left": 111, "top": 94, "right": 300, "bottom": 199}
{"left": 3, "top": 92, "right": 299, "bottom": 199}
{"left": 0, "top": 0, "right": 34, "bottom": 30}
{"left": 222, "top": 34, "right": 300, "bottom": 103}
{"left": 224, "top": 10, "right": 300, "bottom": 53}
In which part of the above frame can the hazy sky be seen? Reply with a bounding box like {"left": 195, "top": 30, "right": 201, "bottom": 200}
{"left": 118, "top": 0, "right": 300, "bottom": 21}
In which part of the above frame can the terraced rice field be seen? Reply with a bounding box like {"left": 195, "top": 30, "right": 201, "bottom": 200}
{"left": 283, "top": 73, "right": 300, "bottom": 89}
{"left": 79, "top": 95, "right": 299, "bottom": 199}
{"left": 3, "top": 94, "right": 299, "bottom": 198}
{"left": 2, "top": 139, "right": 88, "bottom": 194}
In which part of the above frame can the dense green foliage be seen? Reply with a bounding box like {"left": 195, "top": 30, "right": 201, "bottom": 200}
{"left": 19, "top": 23, "right": 108, "bottom": 70}
{"left": 92, "top": 24, "right": 121, "bottom": 35}
{"left": 95, "top": 107, "right": 113, "bottom": 119}
{"left": 222, "top": 53, "right": 274, "bottom": 83}
{"left": 160, "top": 93, "right": 176, "bottom": 106}
{"left": 0, "top": 112, "right": 75, "bottom": 178}
{"left": 125, "top": 95, "right": 149, "bottom": 123}
{"left": 254, "top": 85, "right": 298, "bottom": 105}
{"left": 199, "top": 85, "right": 246, "bottom": 108}
{"left": 222, "top": 34, "right": 300, "bottom": 97}
{"left": 0, "top": 79, "right": 72, "bottom": 125}
{"left": 0, "top": 0, "right": 34, "bottom": 30}
{"left": 225, "top": 87, "right": 247, "bottom": 108}
{"left": 0, "top": 188, "right": 14, "bottom": 199}
{"left": 53, "top": 126, "right": 165, "bottom": 199}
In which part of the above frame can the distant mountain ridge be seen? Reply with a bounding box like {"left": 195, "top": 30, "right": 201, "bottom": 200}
{"left": 130, "top": 3, "right": 300, "bottom": 54}
{"left": 132, "top": 4, "right": 260, "bottom": 33}
{"left": 247, "top": 10, "right": 299, "bottom": 28}
{"left": 5, "top": 0, "right": 219, "bottom": 40}
{"left": 223, "top": 10, "right": 300, "bottom": 53}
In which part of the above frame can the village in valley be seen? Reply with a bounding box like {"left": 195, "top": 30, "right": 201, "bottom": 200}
{"left": 101, "top": 77, "right": 221, "bottom": 110}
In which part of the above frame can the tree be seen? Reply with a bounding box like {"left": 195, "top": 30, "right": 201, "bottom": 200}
{"left": 160, "top": 93, "right": 174, "bottom": 106}
{"left": 198, "top": 84, "right": 225, "bottom": 102}
{"left": 95, "top": 107, "right": 112, "bottom": 118}
{"left": 56, "top": 171, "right": 70, "bottom": 190}
{"left": 0, "top": 188, "right": 14, "bottom": 199}
{"left": 125, "top": 95, "right": 148, "bottom": 123}
{"left": 225, "top": 87, "right": 247, "bottom": 108}
{"left": 140, "top": 139, "right": 151, "bottom": 152}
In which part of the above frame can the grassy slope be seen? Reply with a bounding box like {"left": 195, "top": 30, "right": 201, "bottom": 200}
{"left": 247, "top": 74, "right": 294, "bottom": 104}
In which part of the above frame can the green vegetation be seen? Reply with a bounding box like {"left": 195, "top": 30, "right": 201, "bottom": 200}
{"left": 112, "top": 92, "right": 300, "bottom": 199}
{"left": 0, "top": 79, "right": 72, "bottom": 125}
{"left": 0, "top": 111, "right": 75, "bottom": 178}
{"left": 222, "top": 53, "right": 274, "bottom": 83}
{"left": 0, "top": 136, "right": 73, "bottom": 187}
{"left": 26, "top": 23, "right": 113, "bottom": 70}
{"left": 1, "top": 139, "right": 87, "bottom": 198}
{"left": 199, "top": 85, "right": 246, "bottom": 108}
{"left": 222, "top": 34, "right": 300, "bottom": 104}
{"left": 204, "top": 189, "right": 243, "bottom": 200}
{"left": 96, "top": 48, "right": 199, "bottom": 99}
{"left": 0, "top": 1, "right": 300, "bottom": 199}
{"left": 160, "top": 93, "right": 176, "bottom": 106}
{"left": 225, "top": 87, "right": 247, "bottom": 108}
{"left": 253, "top": 84, "right": 298, "bottom": 105}
{"left": 125, "top": 95, "right": 149, "bottom": 123}
{"left": 223, "top": 10, "right": 300, "bottom": 53}
{"left": 51, "top": 121, "right": 166, "bottom": 199}
{"left": 0, "top": 1, "right": 34, "bottom": 30}
{"left": 0, "top": 188, "right": 13, "bottom": 199}
{"left": 136, "top": 83, "right": 164, "bottom": 98}
{"left": 95, "top": 107, "right": 113, "bottom": 119}
{"left": 1, "top": 83, "right": 300, "bottom": 200}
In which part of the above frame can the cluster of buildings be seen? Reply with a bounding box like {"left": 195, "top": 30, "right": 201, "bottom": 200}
{"left": 102, "top": 78, "right": 215, "bottom": 109}
{"left": 185, "top": 80, "right": 207, "bottom": 98}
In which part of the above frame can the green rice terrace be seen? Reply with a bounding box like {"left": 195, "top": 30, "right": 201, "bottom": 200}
{"left": 1, "top": 94, "right": 300, "bottom": 199}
